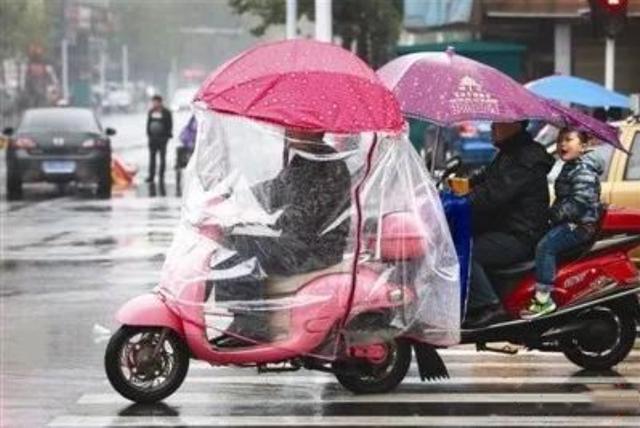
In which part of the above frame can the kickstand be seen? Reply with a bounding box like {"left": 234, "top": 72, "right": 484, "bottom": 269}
{"left": 476, "top": 342, "right": 519, "bottom": 355}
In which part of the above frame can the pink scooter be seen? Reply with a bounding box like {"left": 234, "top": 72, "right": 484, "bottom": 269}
{"left": 104, "top": 38, "right": 454, "bottom": 404}
{"left": 104, "top": 212, "right": 445, "bottom": 403}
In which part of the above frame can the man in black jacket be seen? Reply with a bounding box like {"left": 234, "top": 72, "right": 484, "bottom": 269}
{"left": 146, "top": 95, "right": 173, "bottom": 183}
{"left": 465, "top": 121, "right": 554, "bottom": 328}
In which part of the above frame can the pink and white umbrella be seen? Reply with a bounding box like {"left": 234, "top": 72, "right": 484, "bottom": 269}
{"left": 196, "top": 39, "right": 404, "bottom": 134}
{"left": 378, "top": 49, "right": 563, "bottom": 126}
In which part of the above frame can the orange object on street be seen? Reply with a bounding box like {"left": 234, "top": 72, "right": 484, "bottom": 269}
{"left": 111, "top": 154, "right": 138, "bottom": 190}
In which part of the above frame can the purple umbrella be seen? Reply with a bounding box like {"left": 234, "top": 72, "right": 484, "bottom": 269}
{"left": 541, "top": 98, "right": 628, "bottom": 153}
{"left": 377, "top": 49, "right": 563, "bottom": 126}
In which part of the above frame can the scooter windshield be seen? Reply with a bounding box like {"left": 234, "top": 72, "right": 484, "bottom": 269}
{"left": 157, "top": 108, "right": 460, "bottom": 358}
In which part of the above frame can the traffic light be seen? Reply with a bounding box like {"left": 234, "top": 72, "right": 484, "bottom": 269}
{"left": 598, "top": 0, "right": 628, "bottom": 14}
{"left": 589, "top": 0, "right": 629, "bottom": 37}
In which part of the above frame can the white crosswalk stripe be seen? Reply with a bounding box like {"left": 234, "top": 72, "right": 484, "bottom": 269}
{"left": 49, "top": 415, "right": 640, "bottom": 427}
{"left": 49, "top": 347, "right": 640, "bottom": 427}
{"left": 173, "top": 373, "right": 640, "bottom": 385}
{"left": 78, "top": 391, "right": 631, "bottom": 405}
{"left": 189, "top": 360, "right": 640, "bottom": 370}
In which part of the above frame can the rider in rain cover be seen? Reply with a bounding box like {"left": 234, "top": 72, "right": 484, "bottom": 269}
{"left": 157, "top": 107, "right": 461, "bottom": 353}
{"left": 208, "top": 128, "right": 352, "bottom": 346}
{"left": 157, "top": 39, "right": 460, "bottom": 354}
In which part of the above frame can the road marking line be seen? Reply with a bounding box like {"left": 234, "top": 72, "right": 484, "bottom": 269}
{"left": 189, "top": 360, "right": 640, "bottom": 370}
{"left": 99, "top": 373, "right": 640, "bottom": 386}
{"left": 77, "top": 391, "right": 593, "bottom": 405}
{"left": 179, "top": 375, "right": 640, "bottom": 385}
{"left": 437, "top": 349, "right": 561, "bottom": 356}
{"left": 187, "top": 348, "right": 568, "bottom": 360}
{"left": 48, "top": 415, "right": 640, "bottom": 427}
{"left": 184, "top": 348, "right": 640, "bottom": 368}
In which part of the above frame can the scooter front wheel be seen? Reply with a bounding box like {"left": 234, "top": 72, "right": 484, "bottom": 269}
{"left": 105, "top": 326, "right": 190, "bottom": 403}
{"left": 333, "top": 339, "right": 411, "bottom": 394}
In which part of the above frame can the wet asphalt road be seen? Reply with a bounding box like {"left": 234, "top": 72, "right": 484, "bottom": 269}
{"left": 1, "top": 112, "right": 640, "bottom": 427}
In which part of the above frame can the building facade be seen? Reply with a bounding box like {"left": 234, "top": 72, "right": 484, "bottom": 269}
{"left": 401, "top": 0, "right": 640, "bottom": 94}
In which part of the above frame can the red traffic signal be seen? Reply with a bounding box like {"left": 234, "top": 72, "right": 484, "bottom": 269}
{"left": 589, "top": 0, "right": 629, "bottom": 37}
{"left": 599, "top": 0, "right": 628, "bottom": 14}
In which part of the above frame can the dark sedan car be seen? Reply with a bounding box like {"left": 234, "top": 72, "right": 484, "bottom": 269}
{"left": 3, "top": 107, "right": 115, "bottom": 200}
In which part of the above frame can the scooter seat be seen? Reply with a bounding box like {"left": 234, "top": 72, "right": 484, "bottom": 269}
{"left": 489, "top": 241, "right": 595, "bottom": 277}
{"left": 490, "top": 260, "right": 536, "bottom": 277}
{"left": 265, "top": 260, "right": 352, "bottom": 297}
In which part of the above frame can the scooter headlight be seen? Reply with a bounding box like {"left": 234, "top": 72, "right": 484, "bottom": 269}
{"left": 388, "top": 288, "right": 403, "bottom": 303}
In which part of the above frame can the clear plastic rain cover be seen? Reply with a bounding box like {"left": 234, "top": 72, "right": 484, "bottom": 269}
{"left": 157, "top": 109, "right": 460, "bottom": 358}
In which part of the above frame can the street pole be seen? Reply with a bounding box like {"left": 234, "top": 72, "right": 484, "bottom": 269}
{"left": 99, "top": 49, "right": 106, "bottom": 97}
{"left": 605, "top": 37, "right": 615, "bottom": 90}
{"left": 553, "top": 23, "right": 571, "bottom": 75}
{"left": 61, "top": 38, "right": 69, "bottom": 101}
{"left": 315, "top": 0, "right": 332, "bottom": 42}
{"left": 168, "top": 56, "right": 178, "bottom": 98}
{"left": 122, "top": 44, "right": 129, "bottom": 88}
{"left": 286, "top": 0, "right": 297, "bottom": 39}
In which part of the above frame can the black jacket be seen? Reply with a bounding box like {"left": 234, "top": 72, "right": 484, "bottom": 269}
{"left": 226, "top": 144, "right": 351, "bottom": 275}
{"left": 469, "top": 130, "right": 555, "bottom": 244}
{"left": 146, "top": 107, "right": 173, "bottom": 142}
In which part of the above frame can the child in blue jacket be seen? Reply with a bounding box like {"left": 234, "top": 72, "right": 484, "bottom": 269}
{"left": 521, "top": 129, "right": 604, "bottom": 319}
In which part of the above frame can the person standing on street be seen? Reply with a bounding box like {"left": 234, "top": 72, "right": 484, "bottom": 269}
{"left": 146, "top": 95, "right": 173, "bottom": 183}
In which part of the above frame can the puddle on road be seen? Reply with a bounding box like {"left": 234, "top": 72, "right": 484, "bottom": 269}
{"left": 67, "top": 237, "right": 119, "bottom": 247}
{"left": 70, "top": 204, "right": 113, "bottom": 213}
{"left": 3, "top": 192, "right": 181, "bottom": 263}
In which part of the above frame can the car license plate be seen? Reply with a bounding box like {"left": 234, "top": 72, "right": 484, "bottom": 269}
{"left": 42, "top": 160, "right": 76, "bottom": 174}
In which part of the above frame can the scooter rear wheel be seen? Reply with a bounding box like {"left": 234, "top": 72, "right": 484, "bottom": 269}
{"left": 561, "top": 303, "right": 637, "bottom": 371}
{"left": 333, "top": 339, "right": 411, "bottom": 394}
{"left": 105, "top": 326, "right": 190, "bottom": 403}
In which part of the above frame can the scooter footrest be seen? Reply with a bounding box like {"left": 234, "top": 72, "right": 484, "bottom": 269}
{"left": 257, "top": 361, "right": 302, "bottom": 373}
{"left": 477, "top": 343, "right": 519, "bottom": 355}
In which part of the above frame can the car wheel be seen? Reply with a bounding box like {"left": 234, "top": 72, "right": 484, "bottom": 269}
{"left": 7, "top": 169, "right": 23, "bottom": 201}
{"left": 96, "top": 156, "right": 112, "bottom": 199}
{"left": 56, "top": 182, "right": 68, "bottom": 195}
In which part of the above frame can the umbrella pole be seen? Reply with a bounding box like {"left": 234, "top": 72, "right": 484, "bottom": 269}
{"left": 431, "top": 126, "right": 441, "bottom": 174}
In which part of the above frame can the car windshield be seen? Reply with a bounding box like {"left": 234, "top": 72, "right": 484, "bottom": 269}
{"left": 19, "top": 108, "right": 101, "bottom": 133}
